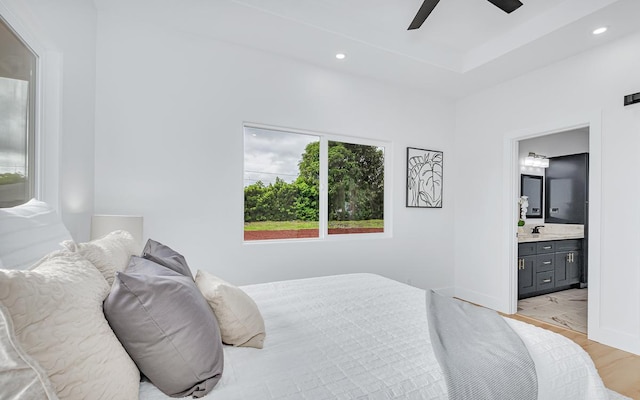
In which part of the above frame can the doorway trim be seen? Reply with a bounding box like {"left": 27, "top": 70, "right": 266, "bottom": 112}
{"left": 502, "top": 111, "right": 602, "bottom": 340}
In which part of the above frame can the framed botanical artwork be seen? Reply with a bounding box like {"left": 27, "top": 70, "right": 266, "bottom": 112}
{"left": 406, "top": 147, "right": 443, "bottom": 208}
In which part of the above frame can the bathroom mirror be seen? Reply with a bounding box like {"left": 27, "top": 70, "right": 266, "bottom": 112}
{"left": 521, "top": 174, "right": 543, "bottom": 218}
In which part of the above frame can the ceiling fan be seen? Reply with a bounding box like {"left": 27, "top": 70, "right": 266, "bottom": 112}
{"left": 408, "top": 0, "right": 523, "bottom": 30}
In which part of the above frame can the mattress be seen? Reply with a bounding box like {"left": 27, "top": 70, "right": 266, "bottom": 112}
{"left": 139, "top": 273, "right": 610, "bottom": 400}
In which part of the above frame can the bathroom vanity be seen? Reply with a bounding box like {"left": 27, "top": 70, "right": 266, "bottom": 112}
{"left": 517, "top": 225, "right": 584, "bottom": 299}
{"left": 517, "top": 153, "right": 589, "bottom": 300}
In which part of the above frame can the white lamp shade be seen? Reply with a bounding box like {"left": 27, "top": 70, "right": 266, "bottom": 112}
{"left": 91, "top": 215, "right": 144, "bottom": 244}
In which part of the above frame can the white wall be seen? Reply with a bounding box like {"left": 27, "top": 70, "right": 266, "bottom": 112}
{"left": 455, "top": 31, "right": 640, "bottom": 354}
{"left": 519, "top": 128, "right": 589, "bottom": 223}
{"left": 0, "top": 0, "right": 96, "bottom": 240}
{"left": 94, "top": 12, "right": 456, "bottom": 290}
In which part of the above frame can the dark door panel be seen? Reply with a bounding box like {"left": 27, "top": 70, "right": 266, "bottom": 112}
{"left": 545, "top": 153, "right": 588, "bottom": 224}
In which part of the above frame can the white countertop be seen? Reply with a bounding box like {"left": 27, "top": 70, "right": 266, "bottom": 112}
{"left": 517, "top": 223, "right": 584, "bottom": 243}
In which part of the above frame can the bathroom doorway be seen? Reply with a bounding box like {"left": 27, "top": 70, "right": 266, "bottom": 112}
{"left": 515, "top": 128, "right": 589, "bottom": 334}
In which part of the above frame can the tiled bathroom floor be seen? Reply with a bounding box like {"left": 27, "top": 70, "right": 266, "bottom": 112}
{"left": 517, "top": 288, "right": 588, "bottom": 333}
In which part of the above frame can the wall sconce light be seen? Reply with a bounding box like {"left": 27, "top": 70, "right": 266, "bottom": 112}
{"left": 523, "top": 152, "right": 549, "bottom": 168}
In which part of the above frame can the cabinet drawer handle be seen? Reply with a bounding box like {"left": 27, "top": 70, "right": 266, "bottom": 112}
{"left": 542, "top": 261, "right": 552, "bottom": 265}
{"left": 542, "top": 246, "right": 552, "bottom": 250}
{"left": 542, "top": 279, "right": 552, "bottom": 283}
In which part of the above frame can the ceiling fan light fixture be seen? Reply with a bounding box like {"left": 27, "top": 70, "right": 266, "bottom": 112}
{"left": 592, "top": 26, "right": 608, "bottom": 35}
{"left": 408, "top": 0, "right": 523, "bottom": 31}
{"left": 408, "top": 0, "right": 441, "bottom": 30}
{"left": 335, "top": 53, "right": 346, "bottom": 60}
{"left": 487, "top": 0, "right": 523, "bottom": 14}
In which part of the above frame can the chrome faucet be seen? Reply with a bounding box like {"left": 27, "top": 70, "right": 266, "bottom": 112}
{"left": 532, "top": 225, "right": 544, "bottom": 234}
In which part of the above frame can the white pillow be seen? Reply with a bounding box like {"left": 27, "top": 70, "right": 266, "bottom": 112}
{"left": 0, "top": 199, "right": 72, "bottom": 269}
{"left": 0, "top": 250, "right": 140, "bottom": 399}
{"left": 195, "top": 270, "right": 266, "bottom": 349}
{"left": 62, "top": 230, "right": 139, "bottom": 286}
{"left": 0, "top": 303, "right": 59, "bottom": 400}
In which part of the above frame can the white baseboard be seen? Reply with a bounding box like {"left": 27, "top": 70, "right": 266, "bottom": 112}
{"left": 453, "top": 286, "right": 506, "bottom": 313}
{"left": 589, "top": 326, "right": 640, "bottom": 356}
{"left": 432, "top": 286, "right": 455, "bottom": 297}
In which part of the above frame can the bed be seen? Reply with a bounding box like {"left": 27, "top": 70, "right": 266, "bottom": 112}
{"left": 139, "top": 273, "right": 619, "bottom": 400}
{"left": 0, "top": 200, "right": 628, "bottom": 400}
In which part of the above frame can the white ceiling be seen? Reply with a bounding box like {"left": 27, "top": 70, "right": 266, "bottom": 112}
{"left": 94, "top": 0, "right": 640, "bottom": 98}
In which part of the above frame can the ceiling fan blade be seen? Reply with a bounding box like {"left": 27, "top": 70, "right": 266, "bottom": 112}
{"left": 408, "top": 0, "right": 441, "bottom": 30}
{"left": 487, "top": 0, "right": 523, "bottom": 14}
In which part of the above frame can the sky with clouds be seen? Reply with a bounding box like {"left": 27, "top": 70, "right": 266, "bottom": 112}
{"left": 244, "top": 126, "right": 318, "bottom": 187}
{"left": 0, "top": 77, "right": 28, "bottom": 174}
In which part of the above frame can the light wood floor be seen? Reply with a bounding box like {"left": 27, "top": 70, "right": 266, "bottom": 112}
{"left": 506, "top": 313, "right": 640, "bottom": 399}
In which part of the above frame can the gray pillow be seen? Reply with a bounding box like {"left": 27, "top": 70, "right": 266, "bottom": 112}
{"left": 142, "top": 239, "right": 194, "bottom": 280}
{"left": 104, "top": 256, "right": 223, "bottom": 398}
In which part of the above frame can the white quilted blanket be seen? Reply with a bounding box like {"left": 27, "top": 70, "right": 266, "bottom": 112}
{"left": 139, "top": 273, "right": 611, "bottom": 400}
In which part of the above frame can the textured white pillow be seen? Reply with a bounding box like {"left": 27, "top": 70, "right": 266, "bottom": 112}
{"left": 0, "top": 250, "right": 140, "bottom": 400}
{"left": 0, "top": 303, "right": 59, "bottom": 400}
{"left": 62, "top": 230, "right": 139, "bottom": 286}
{"left": 195, "top": 270, "right": 266, "bottom": 349}
{"left": 0, "top": 199, "right": 72, "bottom": 269}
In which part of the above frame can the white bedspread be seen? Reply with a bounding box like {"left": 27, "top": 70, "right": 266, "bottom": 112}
{"left": 139, "top": 273, "right": 611, "bottom": 400}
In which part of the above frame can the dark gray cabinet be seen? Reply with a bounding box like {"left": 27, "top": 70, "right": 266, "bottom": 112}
{"left": 534, "top": 252, "right": 555, "bottom": 291}
{"left": 555, "top": 251, "right": 581, "bottom": 286}
{"left": 518, "top": 255, "right": 536, "bottom": 296}
{"left": 536, "top": 270, "right": 554, "bottom": 292}
{"left": 518, "top": 239, "right": 582, "bottom": 299}
{"left": 517, "top": 242, "right": 536, "bottom": 297}
{"left": 554, "top": 239, "right": 582, "bottom": 287}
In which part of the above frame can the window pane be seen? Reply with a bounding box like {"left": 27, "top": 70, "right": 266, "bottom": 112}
{"left": 0, "top": 18, "right": 36, "bottom": 208}
{"left": 244, "top": 127, "right": 320, "bottom": 241}
{"left": 327, "top": 141, "right": 384, "bottom": 235}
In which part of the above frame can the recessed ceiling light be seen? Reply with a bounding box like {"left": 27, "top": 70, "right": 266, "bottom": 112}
{"left": 335, "top": 53, "right": 346, "bottom": 60}
{"left": 593, "top": 27, "right": 608, "bottom": 35}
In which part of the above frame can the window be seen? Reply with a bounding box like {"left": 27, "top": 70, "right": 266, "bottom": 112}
{"left": 327, "top": 141, "right": 385, "bottom": 235}
{"left": 244, "top": 127, "right": 320, "bottom": 240}
{"left": 244, "top": 125, "right": 388, "bottom": 241}
{"left": 0, "top": 17, "right": 36, "bottom": 208}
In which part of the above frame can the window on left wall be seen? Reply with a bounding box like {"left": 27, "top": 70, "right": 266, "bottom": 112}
{"left": 0, "top": 16, "right": 37, "bottom": 208}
